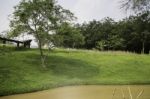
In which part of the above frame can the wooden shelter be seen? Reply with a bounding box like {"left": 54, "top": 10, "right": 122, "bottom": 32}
{"left": 0, "top": 37, "right": 32, "bottom": 48}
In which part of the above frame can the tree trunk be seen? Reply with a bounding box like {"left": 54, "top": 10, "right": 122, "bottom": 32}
{"left": 142, "top": 41, "right": 145, "bottom": 54}
{"left": 72, "top": 42, "right": 75, "bottom": 48}
{"left": 38, "top": 38, "right": 46, "bottom": 68}
{"left": 17, "top": 42, "right": 20, "bottom": 48}
{"left": 35, "top": 31, "right": 46, "bottom": 68}
{"left": 3, "top": 40, "right": 6, "bottom": 47}
{"left": 34, "top": 24, "right": 46, "bottom": 68}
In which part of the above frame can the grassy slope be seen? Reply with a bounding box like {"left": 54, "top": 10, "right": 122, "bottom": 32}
{"left": 0, "top": 48, "right": 150, "bottom": 96}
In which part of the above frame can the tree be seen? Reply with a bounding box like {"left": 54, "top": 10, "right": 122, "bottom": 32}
{"left": 79, "top": 18, "right": 117, "bottom": 50}
{"left": 78, "top": 13, "right": 150, "bottom": 53}
{"left": 79, "top": 20, "right": 102, "bottom": 49}
{"left": 121, "top": 0, "right": 150, "bottom": 12}
{"left": 131, "top": 12, "right": 150, "bottom": 53}
{"left": 54, "top": 23, "right": 84, "bottom": 48}
{"left": 117, "top": 12, "right": 150, "bottom": 53}
{"left": 9, "top": 0, "right": 74, "bottom": 68}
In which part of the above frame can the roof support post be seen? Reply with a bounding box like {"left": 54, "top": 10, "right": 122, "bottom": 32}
{"left": 17, "top": 42, "right": 20, "bottom": 48}
{"left": 3, "top": 40, "right": 6, "bottom": 47}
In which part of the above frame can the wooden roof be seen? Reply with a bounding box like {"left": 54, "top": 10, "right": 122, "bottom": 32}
{"left": 0, "top": 37, "right": 32, "bottom": 43}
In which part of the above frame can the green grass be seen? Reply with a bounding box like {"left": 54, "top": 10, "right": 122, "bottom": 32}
{"left": 0, "top": 48, "right": 150, "bottom": 96}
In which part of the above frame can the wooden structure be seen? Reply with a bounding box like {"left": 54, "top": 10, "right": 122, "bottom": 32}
{"left": 0, "top": 37, "right": 32, "bottom": 48}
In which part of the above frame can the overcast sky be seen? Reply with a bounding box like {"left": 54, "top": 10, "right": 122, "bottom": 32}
{"left": 0, "top": 0, "right": 128, "bottom": 33}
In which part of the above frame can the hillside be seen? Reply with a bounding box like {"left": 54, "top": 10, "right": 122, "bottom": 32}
{"left": 0, "top": 48, "right": 150, "bottom": 96}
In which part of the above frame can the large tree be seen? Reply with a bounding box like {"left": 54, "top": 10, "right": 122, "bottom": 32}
{"left": 9, "top": 0, "right": 74, "bottom": 67}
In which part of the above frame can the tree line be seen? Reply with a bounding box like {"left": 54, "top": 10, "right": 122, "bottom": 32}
{"left": 53, "top": 11, "right": 150, "bottom": 54}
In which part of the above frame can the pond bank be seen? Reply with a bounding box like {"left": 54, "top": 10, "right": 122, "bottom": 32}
{"left": 0, "top": 85, "right": 150, "bottom": 99}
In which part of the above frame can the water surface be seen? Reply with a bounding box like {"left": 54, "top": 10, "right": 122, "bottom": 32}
{"left": 0, "top": 85, "right": 150, "bottom": 99}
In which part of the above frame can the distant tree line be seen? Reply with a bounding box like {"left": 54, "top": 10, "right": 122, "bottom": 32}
{"left": 53, "top": 11, "right": 150, "bottom": 54}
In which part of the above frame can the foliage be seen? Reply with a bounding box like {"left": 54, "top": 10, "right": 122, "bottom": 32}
{"left": 54, "top": 23, "right": 85, "bottom": 48}
{"left": 78, "top": 18, "right": 124, "bottom": 50}
{"left": 120, "top": 0, "right": 150, "bottom": 13}
{"left": 9, "top": 0, "right": 74, "bottom": 67}
{"left": 77, "top": 12, "right": 150, "bottom": 53}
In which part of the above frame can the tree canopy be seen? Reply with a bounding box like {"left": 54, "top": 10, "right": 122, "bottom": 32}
{"left": 75, "top": 12, "right": 150, "bottom": 53}
{"left": 53, "top": 22, "right": 84, "bottom": 48}
{"left": 9, "top": 0, "right": 75, "bottom": 67}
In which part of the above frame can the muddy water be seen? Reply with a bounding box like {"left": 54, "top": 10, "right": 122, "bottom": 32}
{"left": 1, "top": 85, "right": 150, "bottom": 99}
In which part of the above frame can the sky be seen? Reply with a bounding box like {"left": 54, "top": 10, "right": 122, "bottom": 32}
{"left": 0, "top": 0, "right": 129, "bottom": 34}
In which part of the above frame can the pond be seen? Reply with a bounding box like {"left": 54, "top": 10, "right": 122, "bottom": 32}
{"left": 0, "top": 85, "right": 150, "bottom": 99}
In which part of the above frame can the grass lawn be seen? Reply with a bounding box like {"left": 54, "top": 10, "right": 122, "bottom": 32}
{"left": 0, "top": 48, "right": 150, "bottom": 96}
